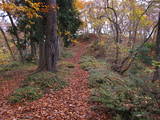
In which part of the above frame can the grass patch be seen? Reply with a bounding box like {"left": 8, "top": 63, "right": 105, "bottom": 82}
{"left": 0, "top": 62, "right": 20, "bottom": 72}
{"left": 7, "top": 50, "right": 74, "bottom": 104}
{"left": 82, "top": 56, "right": 160, "bottom": 120}
{"left": 79, "top": 56, "right": 106, "bottom": 71}
{"left": 0, "top": 62, "right": 36, "bottom": 73}
{"left": 8, "top": 86, "right": 42, "bottom": 103}
{"left": 91, "top": 77, "right": 160, "bottom": 120}
{"left": 61, "top": 50, "right": 74, "bottom": 59}
{"left": 22, "top": 72, "right": 67, "bottom": 91}
{"left": 8, "top": 66, "right": 69, "bottom": 103}
{"left": 4, "top": 50, "right": 73, "bottom": 104}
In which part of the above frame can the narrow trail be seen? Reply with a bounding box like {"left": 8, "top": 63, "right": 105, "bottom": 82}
{"left": 0, "top": 43, "right": 109, "bottom": 120}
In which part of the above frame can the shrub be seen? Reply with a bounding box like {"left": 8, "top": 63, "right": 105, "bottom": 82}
{"left": 9, "top": 72, "right": 68, "bottom": 103}
{"left": 79, "top": 56, "right": 106, "bottom": 71}
{"left": 23, "top": 72, "right": 67, "bottom": 91}
{"left": 83, "top": 43, "right": 159, "bottom": 120}
{"left": 8, "top": 86, "right": 43, "bottom": 103}
{"left": 136, "top": 43, "right": 155, "bottom": 65}
{"left": 88, "top": 40, "right": 107, "bottom": 58}
{"left": 88, "top": 68, "right": 109, "bottom": 88}
{"left": 129, "top": 62, "right": 146, "bottom": 75}
{"left": 91, "top": 75, "right": 160, "bottom": 120}
{"left": 88, "top": 68, "right": 107, "bottom": 88}
{"left": 61, "top": 50, "right": 73, "bottom": 59}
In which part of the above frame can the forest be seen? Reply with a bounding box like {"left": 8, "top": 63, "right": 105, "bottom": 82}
{"left": 0, "top": 0, "right": 160, "bottom": 120}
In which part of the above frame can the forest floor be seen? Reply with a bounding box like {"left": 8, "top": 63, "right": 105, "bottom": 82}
{"left": 0, "top": 42, "right": 110, "bottom": 120}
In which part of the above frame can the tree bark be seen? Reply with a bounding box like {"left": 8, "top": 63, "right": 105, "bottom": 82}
{"left": 38, "top": 0, "right": 58, "bottom": 72}
{"left": 7, "top": 12, "right": 24, "bottom": 62}
{"left": 31, "top": 42, "right": 37, "bottom": 58}
{"left": 153, "top": 12, "right": 160, "bottom": 81}
{"left": 2, "top": 0, "right": 24, "bottom": 62}
{"left": 0, "top": 26, "right": 16, "bottom": 61}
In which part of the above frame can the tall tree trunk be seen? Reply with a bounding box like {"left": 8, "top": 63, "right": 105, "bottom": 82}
{"left": 7, "top": 12, "right": 24, "bottom": 62}
{"left": 57, "top": 36, "right": 63, "bottom": 59}
{"left": 2, "top": 0, "right": 24, "bottom": 62}
{"left": 153, "top": 12, "right": 160, "bottom": 81}
{"left": 31, "top": 41, "right": 37, "bottom": 58}
{"left": 38, "top": 0, "right": 58, "bottom": 72}
{"left": 0, "top": 26, "right": 16, "bottom": 61}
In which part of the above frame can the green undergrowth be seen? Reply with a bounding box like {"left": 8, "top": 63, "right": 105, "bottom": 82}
{"left": 9, "top": 86, "right": 43, "bottom": 103}
{"left": 7, "top": 48, "right": 75, "bottom": 103}
{"left": 80, "top": 55, "right": 160, "bottom": 120}
{"left": 87, "top": 40, "right": 107, "bottom": 58}
{"left": 9, "top": 71, "right": 68, "bottom": 103}
{"left": 60, "top": 49, "right": 74, "bottom": 59}
{"left": 79, "top": 56, "right": 106, "bottom": 71}
{"left": 23, "top": 72, "right": 67, "bottom": 91}
{"left": 0, "top": 61, "right": 36, "bottom": 73}
{"left": 91, "top": 76, "right": 160, "bottom": 120}
{"left": 8, "top": 60, "right": 74, "bottom": 103}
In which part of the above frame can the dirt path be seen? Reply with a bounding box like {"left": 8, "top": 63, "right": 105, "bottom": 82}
{"left": 0, "top": 43, "right": 109, "bottom": 120}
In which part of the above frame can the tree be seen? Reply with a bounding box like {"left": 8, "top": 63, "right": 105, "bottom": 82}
{"left": 38, "top": 0, "right": 58, "bottom": 72}
{"left": 153, "top": 12, "right": 160, "bottom": 81}
{"left": 1, "top": 0, "right": 25, "bottom": 62}
{"left": 57, "top": 0, "right": 81, "bottom": 46}
{"left": 0, "top": 26, "right": 16, "bottom": 61}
